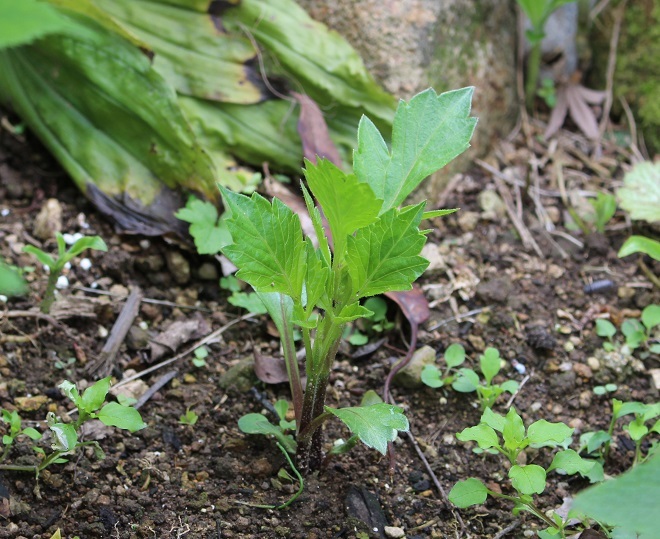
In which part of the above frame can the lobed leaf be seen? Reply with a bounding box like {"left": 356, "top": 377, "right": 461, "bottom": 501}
{"left": 456, "top": 424, "right": 500, "bottom": 450}
{"left": 452, "top": 368, "right": 479, "bottom": 393}
{"left": 176, "top": 197, "right": 231, "bottom": 255}
{"left": 238, "top": 413, "right": 296, "bottom": 454}
{"left": 325, "top": 403, "right": 409, "bottom": 455}
{"left": 354, "top": 87, "right": 477, "bottom": 213}
{"left": 547, "top": 449, "right": 596, "bottom": 476}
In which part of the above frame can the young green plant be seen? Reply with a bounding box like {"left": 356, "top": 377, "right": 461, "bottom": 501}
{"left": 222, "top": 87, "right": 476, "bottom": 472}
{"left": 595, "top": 305, "right": 660, "bottom": 355}
{"left": 0, "top": 377, "right": 145, "bottom": 479}
{"left": 449, "top": 408, "right": 598, "bottom": 539}
{"left": 23, "top": 233, "right": 107, "bottom": 313}
{"left": 424, "top": 345, "right": 519, "bottom": 410}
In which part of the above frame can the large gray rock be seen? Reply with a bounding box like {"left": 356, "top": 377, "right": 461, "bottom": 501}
{"left": 296, "top": 0, "right": 518, "bottom": 197}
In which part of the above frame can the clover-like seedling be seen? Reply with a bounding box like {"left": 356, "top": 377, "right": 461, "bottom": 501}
{"left": 179, "top": 408, "right": 199, "bottom": 426}
{"left": 427, "top": 346, "right": 519, "bottom": 410}
{"left": 23, "top": 232, "right": 107, "bottom": 313}
{"left": 450, "top": 408, "right": 598, "bottom": 538}
{"left": 0, "top": 377, "right": 145, "bottom": 480}
{"left": 595, "top": 306, "right": 660, "bottom": 355}
{"left": 222, "top": 87, "right": 476, "bottom": 473}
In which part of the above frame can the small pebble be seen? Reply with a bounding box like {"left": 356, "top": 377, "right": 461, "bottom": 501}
{"left": 0, "top": 208, "right": 9, "bottom": 217}
{"left": 579, "top": 390, "right": 592, "bottom": 408}
{"left": 62, "top": 232, "right": 84, "bottom": 245}
{"left": 98, "top": 326, "right": 109, "bottom": 338}
{"left": 79, "top": 258, "right": 92, "bottom": 271}
{"left": 55, "top": 275, "right": 69, "bottom": 289}
{"left": 649, "top": 369, "right": 660, "bottom": 391}
{"left": 530, "top": 401, "right": 542, "bottom": 412}
{"left": 385, "top": 526, "right": 405, "bottom": 538}
{"left": 587, "top": 357, "right": 600, "bottom": 371}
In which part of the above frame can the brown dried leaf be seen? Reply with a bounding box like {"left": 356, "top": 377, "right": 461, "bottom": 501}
{"left": 385, "top": 287, "right": 430, "bottom": 327}
{"left": 149, "top": 316, "right": 210, "bottom": 361}
{"left": 253, "top": 354, "right": 290, "bottom": 384}
{"left": 566, "top": 85, "right": 601, "bottom": 140}
{"left": 292, "top": 92, "right": 342, "bottom": 166}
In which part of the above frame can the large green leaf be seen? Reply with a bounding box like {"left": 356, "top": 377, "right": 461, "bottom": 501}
{"left": 354, "top": 87, "right": 477, "bottom": 213}
{"left": 346, "top": 203, "right": 429, "bottom": 299}
{"left": 0, "top": 0, "right": 80, "bottom": 49}
{"left": 618, "top": 235, "right": 660, "bottom": 262}
{"left": 509, "top": 464, "right": 546, "bottom": 495}
{"left": 325, "top": 403, "right": 409, "bottom": 455}
{"left": 97, "top": 402, "right": 146, "bottom": 432}
{"left": 221, "top": 187, "right": 306, "bottom": 301}
{"left": 572, "top": 454, "right": 660, "bottom": 538}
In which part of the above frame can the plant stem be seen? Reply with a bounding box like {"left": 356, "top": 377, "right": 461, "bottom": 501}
{"left": 525, "top": 40, "right": 542, "bottom": 111}
{"left": 40, "top": 271, "right": 59, "bottom": 314}
{"left": 280, "top": 297, "right": 303, "bottom": 425}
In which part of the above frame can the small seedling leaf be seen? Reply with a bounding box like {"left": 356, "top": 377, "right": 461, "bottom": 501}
{"left": 65, "top": 235, "right": 108, "bottom": 261}
{"left": 617, "top": 161, "right": 660, "bottom": 224}
{"left": 422, "top": 208, "right": 459, "bottom": 220}
{"left": 80, "top": 377, "right": 111, "bottom": 413}
{"left": 548, "top": 449, "right": 596, "bottom": 476}
{"left": 624, "top": 417, "right": 648, "bottom": 441}
{"left": 456, "top": 424, "right": 500, "bottom": 449}
{"left": 527, "top": 420, "right": 573, "bottom": 446}
{"left": 618, "top": 235, "right": 660, "bottom": 262}
{"left": 502, "top": 408, "right": 526, "bottom": 452}
{"left": 360, "top": 390, "right": 384, "bottom": 407}
{"left": 21, "top": 427, "right": 42, "bottom": 441}
{"left": 274, "top": 400, "right": 289, "bottom": 422}
{"left": 481, "top": 407, "right": 505, "bottom": 432}
{"left": 444, "top": 343, "right": 466, "bottom": 368}
{"left": 448, "top": 478, "right": 488, "bottom": 508}
{"left": 641, "top": 304, "right": 660, "bottom": 331}
{"left": 175, "top": 197, "right": 231, "bottom": 255}
{"left": 238, "top": 413, "right": 296, "bottom": 454}
{"left": 22, "top": 246, "right": 56, "bottom": 269}
{"left": 500, "top": 379, "right": 520, "bottom": 395}
{"left": 595, "top": 319, "right": 616, "bottom": 339}
{"left": 421, "top": 364, "right": 444, "bottom": 388}
{"left": 228, "top": 292, "right": 269, "bottom": 315}
{"left": 581, "top": 430, "right": 611, "bottom": 454}
{"left": 614, "top": 400, "right": 650, "bottom": 420}
{"left": 452, "top": 368, "right": 479, "bottom": 393}
{"left": 509, "top": 464, "right": 546, "bottom": 495}
{"left": 480, "top": 347, "right": 501, "bottom": 384}
{"left": 324, "top": 403, "right": 409, "bottom": 455}
{"left": 97, "top": 402, "right": 146, "bottom": 432}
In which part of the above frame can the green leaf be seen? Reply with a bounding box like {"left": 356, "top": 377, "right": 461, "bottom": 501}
{"left": 238, "top": 413, "right": 296, "bottom": 454}
{"left": 227, "top": 292, "right": 268, "bottom": 315}
{"left": 302, "top": 239, "right": 331, "bottom": 314}
{"left": 176, "top": 197, "right": 231, "bottom": 255}
{"left": 0, "top": 0, "right": 81, "bottom": 50}
{"left": 595, "top": 319, "right": 616, "bottom": 339}
{"left": 63, "top": 235, "right": 107, "bottom": 262}
{"left": 481, "top": 408, "right": 506, "bottom": 432}
{"left": 448, "top": 478, "right": 488, "bottom": 508}
{"left": 274, "top": 400, "right": 289, "bottom": 422}
{"left": 621, "top": 319, "right": 645, "bottom": 348}
{"left": 624, "top": 417, "right": 648, "bottom": 441}
{"left": 580, "top": 430, "right": 611, "bottom": 454}
{"left": 58, "top": 380, "right": 82, "bottom": 409}
{"left": 502, "top": 408, "right": 526, "bottom": 452}
{"left": 304, "top": 158, "right": 382, "bottom": 258}
{"left": 618, "top": 236, "right": 660, "bottom": 262}
{"left": 300, "top": 182, "right": 331, "bottom": 266}
{"left": 21, "top": 427, "right": 42, "bottom": 441}
{"left": 422, "top": 208, "right": 459, "bottom": 220}
{"left": 0, "top": 263, "right": 28, "bottom": 296}
{"left": 617, "top": 161, "right": 660, "bottom": 224}
{"left": 509, "top": 464, "right": 546, "bottom": 495}
{"left": 334, "top": 304, "right": 374, "bottom": 324}
{"left": 22, "top": 246, "right": 56, "bottom": 269}
{"left": 346, "top": 203, "right": 428, "bottom": 299}
{"left": 48, "top": 422, "right": 78, "bottom": 452}
{"left": 452, "top": 368, "right": 479, "bottom": 393}
{"left": 324, "top": 403, "right": 409, "bottom": 455}
{"left": 421, "top": 364, "right": 444, "bottom": 388}
{"left": 500, "top": 380, "right": 520, "bottom": 395}
{"left": 572, "top": 454, "right": 660, "bottom": 538}
{"left": 547, "top": 449, "right": 596, "bottom": 476}
{"left": 360, "top": 390, "right": 384, "bottom": 407}
{"left": 444, "top": 343, "right": 466, "bottom": 368}
{"left": 527, "top": 420, "right": 573, "bottom": 447}
{"left": 220, "top": 187, "right": 305, "bottom": 301}
{"left": 97, "top": 402, "right": 146, "bottom": 432}
{"left": 456, "top": 424, "right": 500, "bottom": 449}
{"left": 642, "top": 305, "right": 660, "bottom": 331}
{"left": 80, "top": 377, "right": 111, "bottom": 413}
{"left": 480, "top": 347, "right": 501, "bottom": 384}
{"left": 614, "top": 400, "right": 649, "bottom": 420}
{"left": 354, "top": 87, "right": 477, "bottom": 213}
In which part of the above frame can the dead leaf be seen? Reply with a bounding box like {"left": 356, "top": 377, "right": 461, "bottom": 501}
{"left": 149, "top": 316, "right": 210, "bottom": 361}
{"left": 545, "top": 82, "right": 606, "bottom": 141}
{"left": 253, "top": 354, "right": 289, "bottom": 384}
{"left": 385, "top": 287, "right": 430, "bottom": 327}
{"left": 292, "top": 92, "right": 342, "bottom": 166}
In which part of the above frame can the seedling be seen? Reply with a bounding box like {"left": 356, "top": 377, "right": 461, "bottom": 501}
{"left": 579, "top": 398, "right": 660, "bottom": 466}
{"left": 192, "top": 346, "right": 209, "bottom": 368}
{"left": 179, "top": 408, "right": 199, "bottom": 426}
{"left": 594, "top": 305, "right": 660, "bottom": 355}
{"left": 0, "top": 377, "right": 145, "bottom": 480}
{"left": 345, "top": 297, "right": 395, "bottom": 345}
{"left": 424, "top": 345, "right": 519, "bottom": 410}
{"left": 23, "top": 232, "right": 107, "bottom": 313}
{"left": 218, "top": 273, "right": 269, "bottom": 315}
{"left": 223, "top": 87, "right": 476, "bottom": 473}
{"left": 449, "top": 408, "right": 598, "bottom": 538}
{"left": 587, "top": 192, "right": 617, "bottom": 234}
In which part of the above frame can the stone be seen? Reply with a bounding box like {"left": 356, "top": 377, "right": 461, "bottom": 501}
{"left": 586, "top": 356, "right": 600, "bottom": 371}
{"left": 33, "top": 198, "right": 62, "bottom": 240}
{"left": 218, "top": 356, "right": 257, "bottom": 392}
{"left": 394, "top": 345, "right": 436, "bottom": 389}
{"left": 198, "top": 262, "right": 219, "bottom": 281}
{"left": 478, "top": 189, "right": 506, "bottom": 220}
{"left": 476, "top": 277, "right": 512, "bottom": 304}
{"left": 165, "top": 250, "right": 191, "bottom": 285}
{"left": 649, "top": 368, "right": 660, "bottom": 392}
{"left": 385, "top": 526, "right": 406, "bottom": 538}
{"left": 573, "top": 363, "right": 593, "bottom": 380}
{"left": 457, "top": 211, "right": 480, "bottom": 232}
{"left": 296, "top": 0, "right": 517, "bottom": 199}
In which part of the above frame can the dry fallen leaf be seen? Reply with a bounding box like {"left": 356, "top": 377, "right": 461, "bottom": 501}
{"left": 292, "top": 92, "right": 342, "bottom": 167}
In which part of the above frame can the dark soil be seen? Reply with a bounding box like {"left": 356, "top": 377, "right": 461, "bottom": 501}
{"left": 0, "top": 116, "right": 658, "bottom": 539}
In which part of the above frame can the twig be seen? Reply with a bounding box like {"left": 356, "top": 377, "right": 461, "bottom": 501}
{"left": 72, "top": 286, "right": 212, "bottom": 312}
{"left": 112, "top": 313, "right": 255, "bottom": 390}
{"left": 492, "top": 520, "right": 521, "bottom": 539}
{"left": 638, "top": 258, "right": 660, "bottom": 290}
{"left": 134, "top": 370, "right": 179, "bottom": 410}
{"left": 86, "top": 287, "right": 142, "bottom": 377}
{"left": 598, "top": 0, "right": 627, "bottom": 138}
{"left": 505, "top": 372, "right": 532, "bottom": 409}
{"left": 427, "top": 307, "right": 489, "bottom": 331}
{"left": 619, "top": 97, "right": 645, "bottom": 162}
{"left": 0, "top": 309, "right": 75, "bottom": 339}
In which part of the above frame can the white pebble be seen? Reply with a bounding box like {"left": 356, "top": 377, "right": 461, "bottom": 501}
{"left": 0, "top": 295, "right": 7, "bottom": 303}
{"left": 62, "top": 232, "right": 84, "bottom": 245}
{"left": 98, "top": 326, "right": 109, "bottom": 338}
{"left": 1, "top": 208, "right": 10, "bottom": 217}
{"left": 139, "top": 239, "right": 151, "bottom": 249}
{"left": 55, "top": 275, "right": 69, "bottom": 289}
{"left": 63, "top": 262, "right": 71, "bottom": 270}
{"left": 79, "top": 258, "right": 92, "bottom": 271}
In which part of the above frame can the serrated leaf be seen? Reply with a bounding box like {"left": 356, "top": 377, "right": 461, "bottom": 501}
{"left": 547, "top": 449, "right": 596, "bottom": 476}
{"left": 456, "top": 424, "right": 500, "bottom": 449}
{"left": 480, "top": 347, "right": 501, "bottom": 384}
{"left": 449, "top": 478, "right": 488, "bottom": 508}
{"left": 509, "top": 464, "right": 546, "bottom": 495}
{"left": 221, "top": 187, "right": 305, "bottom": 301}
{"left": 304, "top": 158, "right": 382, "bottom": 257}
{"left": 324, "top": 403, "right": 409, "bottom": 455}
{"left": 354, "top": 87, "right": 476, "bottom": 213}
{"left": 346, "top": 203, "right": 428, "bottom": 300}
{"left": 303, "top": 239, "right": 331, "bottom": 313}
{"left": 527, "top": 420, "right": 573, "bottom": 446}
{"left": 421, "top": 364, "right": 444, "bottom": 388}
{"left": 452, "top": 368, "right": 479, "bottom": 392}
{"left": 334, "top": 303, "right": 374, "bottom": 324}
{"left": 97, "top": 402, "right": 146, "bottom": 432}
{"left": 422, "top": 208, "right": 459, "bottom": 220}
{"left": 572, "top": 453, "right": 660, "bottom": 537}
{"left": 444, "top": 343, "right": 466, "bottom": 368}
{"left": 300, "top": 182, "right": 331, "bottom": 265}
{"left": 176, "top": 197, "right": 231, "bottom": 255}
{"left": 80, "top": 376, "right": 111, "bottom": 413}
{"left": 617, "top": 161, "right": 660, "bottom": 224}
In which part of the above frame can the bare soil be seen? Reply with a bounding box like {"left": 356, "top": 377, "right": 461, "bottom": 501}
{"left": 0, "top": 115, "right": 658, "bottom": 539}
